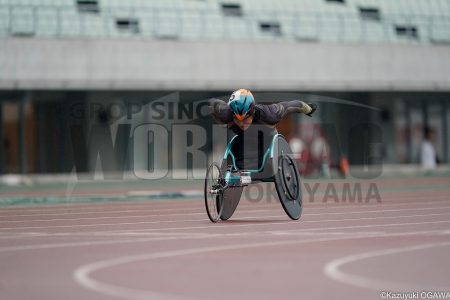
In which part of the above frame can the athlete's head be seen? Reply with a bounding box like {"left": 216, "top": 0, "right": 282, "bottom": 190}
{"left": 228, "top": 89, "right": 255, "bottom": 121}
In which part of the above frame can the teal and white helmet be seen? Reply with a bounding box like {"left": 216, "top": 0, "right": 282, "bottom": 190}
{"left": 228, "top": 89, "right": 255, "bottom": 121}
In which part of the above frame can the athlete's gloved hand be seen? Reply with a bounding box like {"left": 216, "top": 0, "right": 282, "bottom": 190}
{"left": 306, "top": 103, "right": 317, "bottom": 117}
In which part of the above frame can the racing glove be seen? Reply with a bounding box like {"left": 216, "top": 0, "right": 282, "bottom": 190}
{"left": 306, "top": 103, "right": 317, "bottom": 117}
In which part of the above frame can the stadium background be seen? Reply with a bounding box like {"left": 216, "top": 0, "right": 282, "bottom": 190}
{"left": 0, "top": 0, "right": 449, "bottom": 176}
{"left": 1, "top": 2, "right": 450, "bottom": 300}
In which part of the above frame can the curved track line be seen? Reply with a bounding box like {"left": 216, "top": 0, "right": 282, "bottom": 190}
{"left": 73, "top": 233, "right": 450, "bottom": 300}
{"left": 72, "top": 235, "right": 369, "bottom": 300}
{"left": 324, "top": 242, "right": 450, "bottom": 291}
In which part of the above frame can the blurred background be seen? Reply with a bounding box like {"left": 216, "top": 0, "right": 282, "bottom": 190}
{"left": 0, "top": 0, "right": 449, "bottom": 179}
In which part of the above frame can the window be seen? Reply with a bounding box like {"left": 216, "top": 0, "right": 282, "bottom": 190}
{"left": 221, "top": 3, "right": 243, "bottom": 17}
{"left": 76, "top": 0, "right": 100, "bottom": 14}
{"left": 359, "top": 7, "right": 381, "bottom": 21}
{"left": 259, "top": 22, "right": 282, "bottom": 36}
{"left": 395, "top": 25, "right": 418, "bottom": 39}
{"left": 116, "top": 18, "right": 140, "bottom": 34}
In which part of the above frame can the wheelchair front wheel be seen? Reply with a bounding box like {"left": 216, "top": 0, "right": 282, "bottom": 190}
{"left": 204, "top": 163, "right": 225, "bottom": 223}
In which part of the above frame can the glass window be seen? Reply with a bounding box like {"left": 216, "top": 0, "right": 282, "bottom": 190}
{"left": 359, "top": 7, "right": 381, "bottom": 22}
{"left": 221, "top": 3, "right": 243, "bottom": 17}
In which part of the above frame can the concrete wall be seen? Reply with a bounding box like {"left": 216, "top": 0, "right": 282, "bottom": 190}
{"left": 1, "top": 38, "right": 450, "bottom": 91}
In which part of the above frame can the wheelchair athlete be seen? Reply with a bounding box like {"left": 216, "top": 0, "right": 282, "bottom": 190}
{"left": 209, "top": 89, "right": 317, "bottom": 133}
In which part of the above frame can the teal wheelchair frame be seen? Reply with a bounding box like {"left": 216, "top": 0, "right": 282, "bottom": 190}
{"left": 222, "top": 133, "right": 281, "bottom": 186}
{"left": 204, "top": 132, "right": 303, "bottom": 222}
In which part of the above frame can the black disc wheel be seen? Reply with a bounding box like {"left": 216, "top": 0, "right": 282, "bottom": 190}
{"left": 280, "top": 155, "right": 300, "bottom": 201}
{"left": 274, "top": 153, "right": 303, "bottom": 221}
{"left": 204, "top": 163, "right": 225, "bottom": 223}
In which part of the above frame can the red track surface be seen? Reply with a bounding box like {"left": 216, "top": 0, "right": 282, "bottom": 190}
{"left": 1, "top": 183, "right": 450, "bottom": 300}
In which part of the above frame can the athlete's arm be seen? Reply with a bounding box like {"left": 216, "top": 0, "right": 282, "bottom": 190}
{"left": 280, "top": 100, "right": 316, "bottom": 116}
{"left": 258, "top": 100, "right": 316, "bottom": 125}
{"left": 208, "top": 98, "right": 234, "bottom": 125}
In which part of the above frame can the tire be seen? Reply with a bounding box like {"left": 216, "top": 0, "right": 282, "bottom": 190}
{"left": 219, "top": 161, "right": 243, "bottom": 221}
{"left": 272, "top": 134, "right": 303, "bottom": 220}
{"left": 204, "top": 163, "right": 225, "bottom": 222}
{"left": 274, "top": 154, "right": 302, "bottom": 220}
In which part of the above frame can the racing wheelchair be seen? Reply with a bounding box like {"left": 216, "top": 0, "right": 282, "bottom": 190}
{"left": 204, "top": 125, "right": 303, "bottom": 222}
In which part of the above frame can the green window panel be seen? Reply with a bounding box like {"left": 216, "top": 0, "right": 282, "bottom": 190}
{"left": 35, "top": 6, "right": 59, "bottom": 37}
{"left": 179, "top": 10, "right": 205, "bottom": 40}
{"left": 202, "top": 13, "right": 226, "bottom": 40}
{"left": 59, "top": 10, "right": 82, "bottom": 37}
{"left": 292, "top": 13, "right": 320, "bottom": 42}
{"left": 153, "top": 8, "right": 181, "bottom": 40}
{"left": 10, "top": 6, "right": 35, "bottom": 37}
{"left": 429, "top": 17, "right": 450, "bottom": 44}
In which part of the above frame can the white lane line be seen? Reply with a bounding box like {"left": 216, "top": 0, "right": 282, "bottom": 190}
{"left": 72, "top": 231, "right": 450, "bottom": 300}
{"left": 0, "top": 199, "right": 200, "bottom": 214}
{"left": 306, "top": 205, "right": 450, "bottom": 216}
{"left": 0, "top": 229, "right": 348, "bottom": 252}
{"left": 0, "top": 206, "right": 202, "bottom": 216}
{"left": 277, "top": 220, "right": 450, "bottom": 234}
{"left": 0, "top": 207, "right": 204, "bottom": 218}
{"left": 0, "top": 195, "right": 448, "bottom": 223}
{"left": 1, "top": 193, "right": 449, "bottom": 216}
{"left": 102, "top": 216, "right": 450, "bottom": 235}
{"left": 3, "top": 204, "right": 450, "bottom": 224}
{"left": 2, "top": 195, "right": 450, "bottom": 224}
{"left": 2, "top": 219, "right": 450, "bottom": 253}
{"left": 0, "top": 213, "right": 288, "bottom": 231}
{"left": 0, "top": 201, "right": 449, "bottom": 223}
{"left": 1, "top": 210, "right": 450, "bottom": 232}
{"left": 0, "top": 235, "right": 215, "bottom": 253}
{"left": 1, "top": 208, "right": 303, "bottom": 223}
{"left": 324, "top": 242, "right": 450, "bottom": 291}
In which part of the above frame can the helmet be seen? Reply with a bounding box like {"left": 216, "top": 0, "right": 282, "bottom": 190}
{"left": 228, "top": 89, "right": 255, "bottom": 121}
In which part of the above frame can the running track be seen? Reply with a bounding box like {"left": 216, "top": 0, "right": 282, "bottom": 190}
{"left": 1, "top": 178, "right": 450, "bottom": 300}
